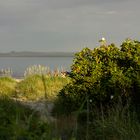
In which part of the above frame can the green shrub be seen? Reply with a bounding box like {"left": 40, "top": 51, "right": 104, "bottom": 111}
{"left": 56, "top": 39, "right": 140, "bottom": 115}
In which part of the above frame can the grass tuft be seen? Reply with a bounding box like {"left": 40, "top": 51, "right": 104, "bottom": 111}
{"left": 15, "top": 75, "right": 70, "bottom": 101}
{"left": 0, "top": 77, "right": 16, "bottom": 96}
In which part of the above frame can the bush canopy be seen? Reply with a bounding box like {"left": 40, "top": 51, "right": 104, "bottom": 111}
{"left": 57, "top": 39, "right": 140, "bottom": 114}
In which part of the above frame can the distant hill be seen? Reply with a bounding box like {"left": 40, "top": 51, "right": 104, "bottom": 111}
{"left": 0, "top": 51, "right": 76, "bottom": 57}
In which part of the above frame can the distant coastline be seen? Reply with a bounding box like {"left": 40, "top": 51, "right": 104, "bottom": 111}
{"left": 0, "top": 51, "right": 75, "bottom": 57}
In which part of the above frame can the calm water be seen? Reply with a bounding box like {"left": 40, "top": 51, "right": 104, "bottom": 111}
{"left": 0, "top": 57, "right": 73, "bottom": 77}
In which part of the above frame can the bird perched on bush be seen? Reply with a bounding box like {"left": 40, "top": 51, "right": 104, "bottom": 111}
{"left": 99, "top": 37, "right": 107, "bottom": 46}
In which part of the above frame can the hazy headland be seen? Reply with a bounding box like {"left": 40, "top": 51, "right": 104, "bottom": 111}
{"left": 0, "top": 51, "right": 75, "bottom": 57}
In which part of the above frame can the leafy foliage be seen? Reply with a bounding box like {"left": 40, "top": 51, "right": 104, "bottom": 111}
{"left": 56, "top": 39, "right": 140, "bottom": 114}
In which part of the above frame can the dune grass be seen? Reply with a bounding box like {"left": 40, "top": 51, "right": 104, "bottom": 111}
{"left": 0, "top": 94, "right": 139, "bottom": 139}
{"left": 71, "top": 101, "right": 140, "bottom": 140}
{"left": 88, "top": 105, "right": 136, "bottom": 140}
{"left": 0, "top": 77, "right": 17, "bottom": 96}
{"left": 0, "top": 96, "right": 52, "bottom": 140}
{"left": 15, "top": 75, "right": 70, "bottom": 101}
{"left": 0, "top": 75, "right": 74, "bottom": 140}
{"left": 1, "top": 75, "right": 140, "bottom": 139}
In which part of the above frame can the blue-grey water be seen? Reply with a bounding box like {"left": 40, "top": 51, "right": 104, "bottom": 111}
{"left": 0, "top": 57, "right": 73, "bottom": 77}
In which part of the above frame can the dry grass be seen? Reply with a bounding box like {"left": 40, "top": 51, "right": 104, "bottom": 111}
{"left": 15, "top": 75, "right": 70, "bottom": 101}
{"left": 0, "top": 77, "right": 17, "bottom": 96}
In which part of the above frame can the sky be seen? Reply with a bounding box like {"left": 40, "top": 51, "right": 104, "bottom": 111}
{"left": 0, "top": 0, "right": 140, "bottom": 52}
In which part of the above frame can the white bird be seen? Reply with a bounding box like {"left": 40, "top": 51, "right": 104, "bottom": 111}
{"left": 101, "top": 37, "right": 106, "bottom": 41}
{"left": 99, "top": 37, "right": 107, "bottom": 46}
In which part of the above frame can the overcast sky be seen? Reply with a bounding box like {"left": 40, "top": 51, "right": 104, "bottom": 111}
{"left": 0, "top": 0, "right": 140, "bottom": 52}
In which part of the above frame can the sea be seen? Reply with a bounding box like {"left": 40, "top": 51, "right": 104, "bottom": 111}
{"left": 0, "top": 57, "right": 73, "bottom": 77}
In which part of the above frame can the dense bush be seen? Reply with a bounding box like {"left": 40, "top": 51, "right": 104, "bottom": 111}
{"left": 56, "top": 39, "right": 140, "bottom": 114}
